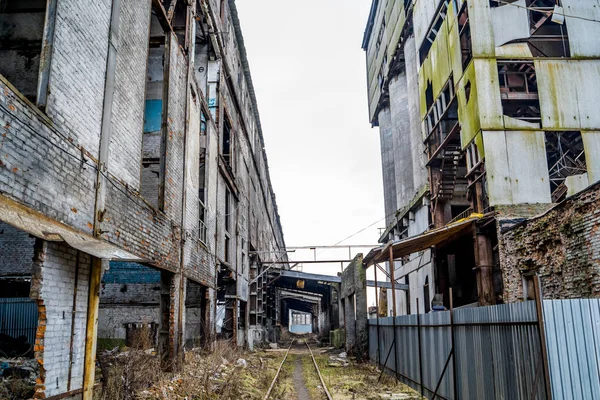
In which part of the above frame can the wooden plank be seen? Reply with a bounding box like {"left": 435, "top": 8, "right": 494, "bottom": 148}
{"left": 82, "top": 258, "right": 103, "bottom": 400}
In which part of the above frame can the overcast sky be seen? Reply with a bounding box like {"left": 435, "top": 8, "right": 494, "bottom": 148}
{"left": 235, "top": 1, "right": 384, "bottom": 280}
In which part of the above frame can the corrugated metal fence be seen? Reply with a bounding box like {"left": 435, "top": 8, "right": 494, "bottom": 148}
{"left": 369, "top": 298, "right": 600, "bottom": 399}
{"left": 369, "top": 301, "right": 545, "bottom": 399}
{"left": 544, "top": 299, "right": 600, "bottom": 399}
{"left": 0, "top": 297, "right": 38, "bottom": 346}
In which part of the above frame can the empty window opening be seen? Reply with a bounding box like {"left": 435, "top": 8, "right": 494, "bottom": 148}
{"left": 222, "top": 117, "right": 232, "bottom": 168}
{"left": 498, "top": 61, "right": 540, "bottom": 122}
{"left": 458, "top": 3, "right": 472, "bottom": 70}
{"left": 165, "top": 0, "right": 188, "bottom": 47}
{"left": 0, "top": 222, "right": 37, "bottom": 360}
{"left": 526, "top": 0, "right": 569, "bottom": 57}
{"left": 198, "top": 109, "right": 208, "bottom": 244}
{"left": 194, "top": 14, "right": 212, "bottom": 95}
{"left": 423, "top": 276, "right": 431, "bottom": 313}
{"left": 141, "top": 11, "right": 167, "bottom": 209}
{"left": 419, "top": 0, "right": 450, "bottom": 65}
{"left": 544, "top": 131, "right": 586, "bottom": 202}
{"left": 185, "top": 280, "right": 208, "bottom": 348}
{"left": 0, "top": 0, "right": 48, "bottom": 103}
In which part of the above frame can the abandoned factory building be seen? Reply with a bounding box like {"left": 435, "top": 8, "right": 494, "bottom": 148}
{"left": 362, "top": 0, "right": 600, "bottom": 315}
{"left": 0, "top": 0, "right": 288, "bottom": 398}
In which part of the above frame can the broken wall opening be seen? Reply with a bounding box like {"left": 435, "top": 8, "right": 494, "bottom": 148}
{"left": 0, "top": 0, "right": 47, "bottom": 103}
{"left": 435, "top": 234, "right": 478, "bottom": 308}
{"left": 525, "top": 0, "right": 569, "bottom": 57}
{"left": 184, "top": 280, "right": 208, "bottom": 348}
{"left": 97, "top": 262, "right": 162, "bottom": 350}
{"left": 498, "top": 61, "right": 541, "bottom": 122}
{"left": 0, "top": 222, "right": 36, "bottom": 361}
{"left": 458, "top": 2, "right": 472, "bottom": 70}
{"left": 544, "top": 131, "right": 586, "bottom": 202}
{"left": 141, "top": 10, "right": 168, "bottom": 209}
{"left": 216, "top": 264, "right": 236, "bottom": 340}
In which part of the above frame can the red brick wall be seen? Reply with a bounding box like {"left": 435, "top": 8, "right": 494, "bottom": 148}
{"left": 498, "top": 182, "right": 600, "bottom": 302}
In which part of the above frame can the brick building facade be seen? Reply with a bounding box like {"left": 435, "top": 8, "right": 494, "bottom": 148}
{"left": 0, "top": 0, "right": 286, "bottom": 398}
{"left": 499, "top": 182, "right": 600, "bottom": 303}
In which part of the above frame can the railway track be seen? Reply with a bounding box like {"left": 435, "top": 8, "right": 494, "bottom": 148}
{"left": 264, "top": 339, "right": 333, "bottom": 400}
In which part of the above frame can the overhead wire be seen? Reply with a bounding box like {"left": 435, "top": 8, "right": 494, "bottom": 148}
{"left": 490, "top": 0, "right": 600, "bottom": 24}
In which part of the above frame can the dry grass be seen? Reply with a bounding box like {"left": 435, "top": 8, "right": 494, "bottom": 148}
{"left": 96, "top": 326, "right": 161, "bottom": 400}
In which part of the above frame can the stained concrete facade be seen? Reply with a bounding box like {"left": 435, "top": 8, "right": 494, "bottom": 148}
{"left": 363, "top": 0, "right": 600, "bottom": 313}
{"left": 0, "top": 0, "right": 285, "bottom": 398}
{"left": 340, "top": 254, "right": 368, "bottom": 359}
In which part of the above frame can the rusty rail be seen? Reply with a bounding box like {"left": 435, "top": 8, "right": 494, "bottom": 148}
{"left": 305, "top": 342, "right": 333, "bottom": 400}
{"left": 264, "top": 339, "right": 295, "bottom": 400}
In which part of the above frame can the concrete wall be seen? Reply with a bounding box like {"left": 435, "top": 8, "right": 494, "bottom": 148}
{"left": 340, "top": 254, "right": 367, "bottom": 359}
{"left": 378, "top": 107, "right": 397, "bottom": 226}
{"left": 499, "top": 182, "right": 600, "bottom": 302}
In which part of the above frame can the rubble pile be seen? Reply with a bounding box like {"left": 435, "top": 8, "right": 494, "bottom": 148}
{"left": 0, "top": 358, "right": 37, "bottom": 400}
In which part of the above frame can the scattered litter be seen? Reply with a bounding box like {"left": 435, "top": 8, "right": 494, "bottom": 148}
{"left": 235, "top": 358, "right": 247, "bottom": 368}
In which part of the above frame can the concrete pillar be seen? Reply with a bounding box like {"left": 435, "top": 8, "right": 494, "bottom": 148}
{"left": 378, "top": 107, "right": 398, "bottom": 226}
{"left": 159, "top": 270, "right": 182, "bottom": 371}
{"left": 474, "top": 229, "right": 496, "bottom": 306}
{"left": 388, "top": 66, "right": 415, "bottom": 209}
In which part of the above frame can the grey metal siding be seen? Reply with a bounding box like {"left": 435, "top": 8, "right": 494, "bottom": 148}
{"left": 0, "top": 297, "right": 38, "bottom": 347}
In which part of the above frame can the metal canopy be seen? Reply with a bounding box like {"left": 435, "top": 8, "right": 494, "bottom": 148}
{"left": 363, "top": 215, "right": 483, "bottom": 267}
{"left": 280, "top": 270, "right": 341, "bottom": 283}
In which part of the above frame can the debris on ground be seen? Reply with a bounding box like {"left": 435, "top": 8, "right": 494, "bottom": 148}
{"left": 0, "top": 357, "right": 37, "bottom": 400}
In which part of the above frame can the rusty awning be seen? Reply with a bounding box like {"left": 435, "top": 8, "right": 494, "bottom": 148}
{"left": 363, "top": 214, "right": 483, "bottom": 267}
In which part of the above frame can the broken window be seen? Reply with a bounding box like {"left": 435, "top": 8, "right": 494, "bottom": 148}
{"left": 498, "top": 61, "right": 540, "bottom": 122}
{"left": 544, "top": 131, "right": 586, "bottom": 202}
{"left": 526, "top": 0, "right": 569, "bottom": 57}
{"left": 222, "top": 116, "right": 233, "bottom": 168}
{"left": 199, "top": 109, "right": 208, "bottom": 245}
{"left": 457, "top": 3, "right": 472, "bottom": 70}
{"left": 164, "top": 0, "right": 188, "bottom": 47}
{"left": 0, "top": 0, "right": 48, "bottom": 104}
{"left": 419, "top": 0, "right": 450, "bottom": 65}
{"left": 224, "top": 188, "right": 232, "bottom": 264}
{"left": 423, "top": 276, "right": 431, "bottom": 313}
{"left": 141, "top": 8, "right": 167, "bottom": 209}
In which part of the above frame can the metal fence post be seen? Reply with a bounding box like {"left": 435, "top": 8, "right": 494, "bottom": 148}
{"left": 533, "top": 275, "right": 552, "bottom": 400}
{"left": 450, "top": 287, "right": 458, "bottom": 400}
{"left": 374, "top": 264, "right": 381, "bottom": 365}
{"left": 417, "top": 299, "right": 424, "bottom": 398}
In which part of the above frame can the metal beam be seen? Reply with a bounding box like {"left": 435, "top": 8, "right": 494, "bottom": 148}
{"left": 280, "top": 270, "right": 341, "bottom": 283}
{"left": 367, "top": 280, "right": 409, "bottom": 291}
{"left": 264, "top": 260, "right": 354, "bottom": 264}
{"left": 152, "top": 0, "right": 174, "bottom": 32}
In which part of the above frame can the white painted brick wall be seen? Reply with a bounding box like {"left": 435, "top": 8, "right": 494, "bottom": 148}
{"left": 46, "top": 0, "right": 112, "bottom": 156}
{"left": 40, "top": 242, "right": 90, "bottom": 397}
{"left": 108, "top": 0, "right": 152, "bottom": 188}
